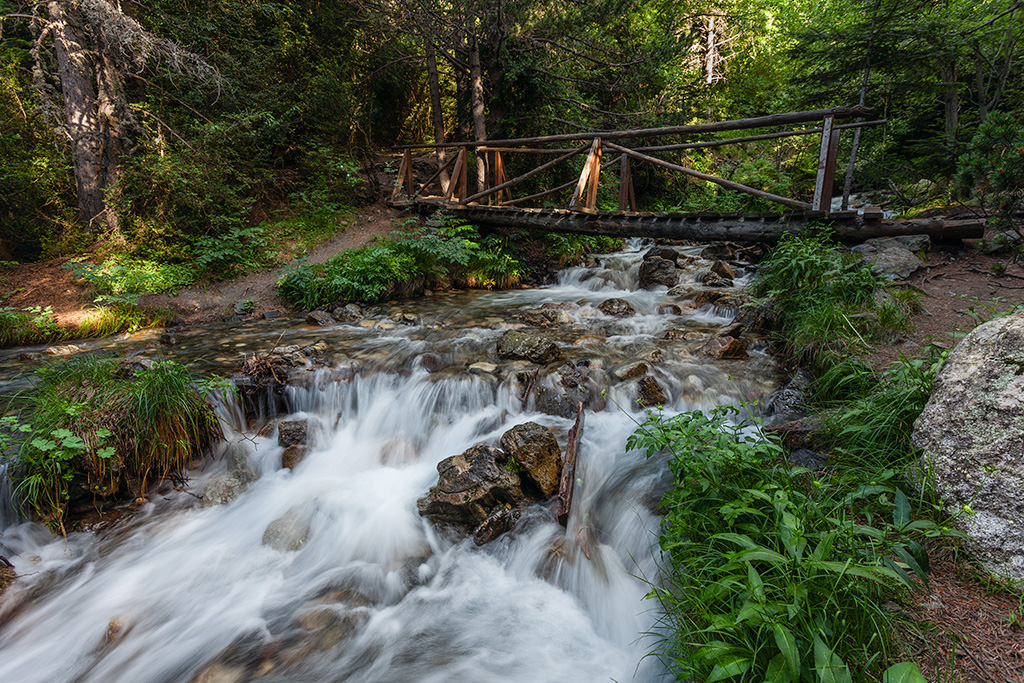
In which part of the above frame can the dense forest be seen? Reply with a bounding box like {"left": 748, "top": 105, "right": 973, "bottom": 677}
{"left": 0, "top": 0, "right": 1021, "bottom": 270}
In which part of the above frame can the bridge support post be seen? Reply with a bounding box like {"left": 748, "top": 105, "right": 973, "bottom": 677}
{"left": 570, "top": 138, "right": 602, "bottom": 212}
{"left": 445, "top": 148, "right": 469, "bottom": 203}
{"left": 392, "top": 149, "right": 414, "bottom": 203}
{"left": 812, "top": 115, "right": 841, "bottom": 213}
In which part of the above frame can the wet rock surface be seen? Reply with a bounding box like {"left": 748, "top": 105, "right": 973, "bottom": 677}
{"left": 638, "top": 257, "right": 679, "bottom": 289}
{"left": 500, "top": 422, "right": 564, "bottom": 497}
{"left": 496, "top": 330, "right": 563, "bottom": 364}
{"left": 597, "top": 298, "right": 635, "bottom": 317}
{"left": 417, "top": 445, "right": 524, "bottom": 529}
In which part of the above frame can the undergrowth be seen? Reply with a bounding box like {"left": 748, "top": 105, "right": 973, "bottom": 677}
{"left": 0, "top": 356, "right": 229, "bottom": 530}
{"left": 276, "top": 213, "right": 621, "bottom": 309}
{"left": 0, "top": 306, "right": 64, "bottom": 347}
{"left": 632, "top": 406, "right": 942, "bottom": 683}
{"left": 750, "top": 226, "right": 918, "bottom": 371}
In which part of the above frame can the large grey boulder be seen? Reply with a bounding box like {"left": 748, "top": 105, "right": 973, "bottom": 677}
{"left": 852, "top": 237, "right": 926, "bottom": 280}
{"left": 417, "top": 445, "right": 523, "bottom": 528}
{"left": 912, "top": 314, "right": 1024, "bottom": 581}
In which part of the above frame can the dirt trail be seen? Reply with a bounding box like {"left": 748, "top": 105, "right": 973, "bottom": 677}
{"left": 1, "top": 203, "right": 404, "bottom": 328}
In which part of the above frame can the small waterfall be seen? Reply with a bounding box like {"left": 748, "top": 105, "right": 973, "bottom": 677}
{"left": 0, "top": 461, "right": 24, "bottom": 532}
{"left": 0, "top": 239, "right": 778, "bottom": 683}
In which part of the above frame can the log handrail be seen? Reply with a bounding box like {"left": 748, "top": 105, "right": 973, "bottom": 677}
{"left": 395, "top": 106, "right": 872, "bottom": 150}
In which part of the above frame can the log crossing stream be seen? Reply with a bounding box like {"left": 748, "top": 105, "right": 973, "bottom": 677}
{"left": 0, "top": 240, "right": 780, "bottom": 682}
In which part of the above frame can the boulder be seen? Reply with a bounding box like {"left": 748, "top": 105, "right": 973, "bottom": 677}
{"left": 305, "top": 310, "right": 333, "bottom": 326}
{"left": 912, "top": 314, "right": 1024, "bottom": 582}
{"left": 468, "top": 362, "right": 497, "bottom": 375}
{"left": 854, "top": 244, "right": 924, "bottom": 280}
{"left": 200, "top": 446, "right": 257, "bottom": 507}
{"left": 278, "top": 420, "right": 308, "bottom": 447}
{"left": 496, "top": 331, "right": 563, "bottom": 364}
{"left": 636, "top": 376, "right": 668, "bottom": 408}
{"left": 417, "top": 445, "right": 523, "bottom": 529}
{"left": 763, "top": 370, "right": 813, "bottom": 425}
{"left": 612, "top": 361, "right": 649, "bottom": 381}
{"left": 788, "top": 449, "right": 828, "bottom": 470}
{"left": 597, "top": 297, "right": 635, "bottom": 317}
{"left": 533, "top": 385, "right": 581, "bottom": 418}
{"left": 638, "top": 257, "right": 679, "bottom": 289}
{"left": 672, "top": 289, "right": 723, "bottom": 308}
{"left": 709, "top": 259, "right": 736, "bottom": 280}
{"left": 699, "top": 336, "right": 749, "bottom": 359}
{"left": 500, "top": 422, "right": 564, "bottom": 498}
{"left": 473, "top": 507, "right": 521, "bottom": 546}
{"left": 658, "top": 303, "right": 682, "bottom": 315}
{"left": 854, "top": 234, "right": 930, "bottom": 254}
{"left": 643, "top": 246, "right": 679, "bottom": 261}
{"left": 281, "top": 445, "right": 309, "bottom": 470}
{"left": 262, "top": 507, "right": 312, "bottom": 551}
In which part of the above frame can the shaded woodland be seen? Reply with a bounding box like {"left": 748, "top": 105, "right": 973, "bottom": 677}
{"left": 1, "top": 0, "right": 1021, "bottom": 267}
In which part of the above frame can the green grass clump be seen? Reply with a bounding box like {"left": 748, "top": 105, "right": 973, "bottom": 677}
{"left": 751, "top": 227, "right": 914, "bottom": 371}
{"left": 1, "top": 356, "right": 227, "bottom": 529}
{"left": 0, "top": 305, "right": 65, "bottom": 347}
{"left": 276, "top": 217, "right": 524, "bottom": 308}
{"left": 631, "top": 406, "right": 940, "bottom": 683}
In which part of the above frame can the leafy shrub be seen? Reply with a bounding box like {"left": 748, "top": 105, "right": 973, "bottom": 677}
{"left": 751, "top": 227, "right": 909, "bottom": 370}
{"left": 957, "top": 112, "right": 1024, "bottom": 237}
{"left": 193, "top": 223, "right": 270, "bottom": 276}
{"left": 68, "top": 257, "right": 195, "bottom": 295}
{"left": 630, "top": 406, "right": 937, "bottom": 682}
{"left": 2, "top": 357, "right": 226, "bottom": 529}
{"left": 0, "top": 306, "right": 64, "bottom": 347}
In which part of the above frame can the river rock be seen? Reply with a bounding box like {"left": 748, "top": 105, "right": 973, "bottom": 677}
{"left": 700, "top": 336, "right": 749, "bottom": 359}
{"left": 912, "top": 314, "right": 1024, "bottom": 582}
{"left": 281, "top": 445, "right": 309, "bottom": 469}
{"left": 262, "top": 507, "right": 312, "bottom": 551}
{"left": 672, "top": 289, "right": 723, "bottom": 308}
{"left": 658, "top": 303, "right": 682, "bottom": 315}
{"left": 200, "top": 447, "right": 258, "bottom": 507}
{"left": 638, "top": 257, "right": 679, "bottom": 289}
{"left": 644, "top": 246, "right": 679, "bottom": 261}
{"left": 853, "top": 234, "right": 930, "bottom": 254}
{"left": 612, "top": 361, "right": 649, "bottom": 381}
{"left": 468, "top": 361, "right": 497, "bottom": 375}
{"left": 500, "top": 422, "right": 563, "bottom": 498}
{"left": 533, "top": 385, "right": 579, "bottom": 418}
{"left": 420, "top": 353, "right": 447, "bottom": 373}
{"left": 417, "top": 445, "right": 523, "bottom": 529}
{"left": 854, "top": 242, "right": 925, "bottom": 280}
{"left": 305, "top": 310, "right": 333, "bottom": 326}
{"left": 636, "top": 376, "right": 668, "bottom": 408}
{"left": 331, "top": 303, "right": 363, "bottom": 322}
{"left": 709, "top": 259, "right": 736, "bottom": 280}
{"left": 473, "top": 507, "right": 521, "bottom": 546}
{"left": 278, "top": 420, "right": 308, "bottom": 447}
{"left": 497, "top": 330, "right": 563, "bottom": 364}
{"left": 597, "top": 298, "right": 635, "bottom": 317}
{"left": 763, "top": 370, "right": 813, "bottom": 425}
{"left": 192, "top": 662, "right": 246, "bottom": 683}
{"left": 788, "top": 448, "right": 829, "bottom": 470}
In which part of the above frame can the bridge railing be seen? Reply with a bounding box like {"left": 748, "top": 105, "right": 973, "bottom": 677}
{"left": 391, "top": 107, "right": 884, "bottom": 215}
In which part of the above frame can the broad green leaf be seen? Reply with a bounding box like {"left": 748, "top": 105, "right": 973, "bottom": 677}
{"left": 893, "top": 545, "right": 928, "bottom": 582}
{"left": 715, "top": 533, "right": 758, "bottom": 550}
{"left": 813, "top": 636, "right": 852, "bottom": 683}
{"left": 748, "top": 564, "right": 765, "bottom": 602}
{"left": 739, "top": 549, "right": 788, "bottom": 565}
{"left": 765, "top": 653, "right": 793, "bottom": 683}
{"left": 882, "top": 662, "right": 927, "bottom": 683}
{"left": 772, "top": 623, "right": 800, "bottom": 682}
{"left": 893, "top": 488, "right": 911, "bottom": 529}
{"left": 706, "top": 654, "right": 752, "bottom": 683}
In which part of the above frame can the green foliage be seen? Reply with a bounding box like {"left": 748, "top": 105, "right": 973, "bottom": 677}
{"left": 0, "top": 306, "right": 64, "bottom": 348}
{"left": 538, "top": 232, "right": 624, "bottom": 264}
{"left": 68, "top": 257, "right": 195, "bottom": 295}
{"left": 3, "top": 356, "right": 224, "bottom": 528}
{"left": 630, "top": 405, "right": 941, "bottom": 682}
{"left": 816, "top": 351, "right": 948, "bottom": 471}
{"left": 751, "top": 227, "right": 912, "bottom": 370}
{"left": 957, "top": 112, "right": 1024, "bottom": 236}
{"left": 277, "top": 216, "right": 528, "bottom": 308}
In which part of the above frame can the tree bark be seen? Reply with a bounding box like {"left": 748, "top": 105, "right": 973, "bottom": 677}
{"left": 940, "top": 63, "right": 959, "bottom": 159}
{"left": 468, "top": 19, "right": 487, "bottom": 194}
{"left": 48, "top": 1, "right": 106, "bottom": 230}
{"left": 425, "top": 40, "right": 450, "bottom": 192}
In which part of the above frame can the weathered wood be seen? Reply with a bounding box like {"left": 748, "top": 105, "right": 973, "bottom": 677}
{"left": 812, "top": 116, "right": 841, "bottom": 212}
{"left": 557, "top": 402, "right": 585, "bottom": 527}
{"left": 392, "top": 149, "right": 413, "bottom": 202}
{"left": 396, "top": 106, "right": 873, "bottom": 150}
{"left": 491, "top": 151, "right": 511, "bottom": 204}
{"left": 462, "top": 146, "right": 587, "bottom": 204}
{"left": 415, "top": 152, "right": 458, "bottom": 197}
{"left": 570, "top": 138, "right": 602, "bottom": 210}
{"left": 604, "top": 140, "right": 812, "bottom": 211}
{"left": 503, "top": 154, "right": 624, "bottom": 206}
{"left": 634, "top": 119, "right": 887, "bottom": 153}
{"left": 442, "top": 204, "right": 985, "bottom": 243}
{"left": 585, "top": 139, "right": 602, "bottom": 210}
{"left": 444, "top": 148, "right": 469, "bottom": 203}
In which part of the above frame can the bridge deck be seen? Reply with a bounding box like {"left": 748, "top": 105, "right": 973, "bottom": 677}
{"left": 406, "top": 198, "right": 985, "bottom": 243}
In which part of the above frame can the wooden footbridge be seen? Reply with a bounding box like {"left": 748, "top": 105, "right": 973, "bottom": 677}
{"left": 391, "top": 107, "right": 984, "bottom": 243}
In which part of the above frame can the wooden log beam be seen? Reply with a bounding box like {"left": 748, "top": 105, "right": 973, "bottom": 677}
{"left": 557, "top": 402, "right": 585, "bottom": 527}
{"left": 461, "top": 146, "right": 587, "bottom": 205}
{"left": 443, "top": 204, "right": 985, "bottom": 243}
{"left": 396, "top": 106, "right": 873, "bottom": 150}
{"left": 503, "top": 154, "right": 624, "bottom": 206}
{"left": 635, "top": 119, "right": 887, "bottom": 153}
{"left": 570, "top": 138, "right": 602, "bottom": 210}
{"left": 812, "top": 116, "right": 841, "bottom": 212}
{"left": 604, "top": 140, "right": 812, "bottom": 211}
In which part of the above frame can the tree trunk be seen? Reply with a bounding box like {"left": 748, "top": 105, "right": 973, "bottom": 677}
{"left": 940, "top": 63, "right": 959, "bottom": 159}
{"left": 468, "top": 19, "right": 487, "bottom": 194}
{"left": 425, "top": 40, "right": 450, "bottom": 192}
{"left": 48, "top": 1, "right": 106, "bottom": 230}
{"left": 94, "top": 31, "right": 124, "bottom": 232}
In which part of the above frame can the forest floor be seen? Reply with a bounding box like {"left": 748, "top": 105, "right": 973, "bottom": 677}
{"left": 3, "top": 211, "right": 1024, "bottom": 680}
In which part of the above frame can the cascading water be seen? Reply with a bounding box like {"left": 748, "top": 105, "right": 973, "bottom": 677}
{"left": 0, "top": 240, "right": 778, "bottom": 682}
